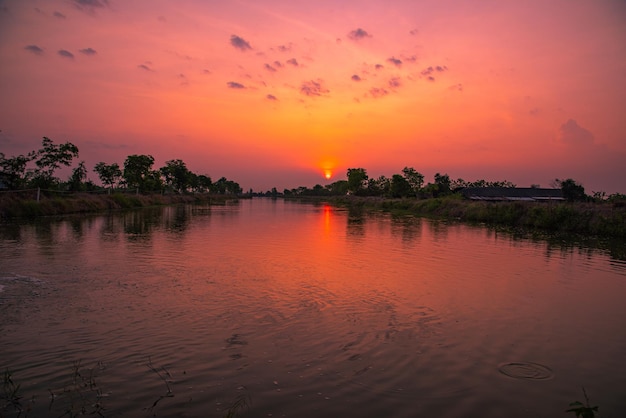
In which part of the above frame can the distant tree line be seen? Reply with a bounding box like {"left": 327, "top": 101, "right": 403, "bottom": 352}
{"left": 0, "top": 137, "right": 242, "bottom": 195}
{"left": 278, "top": 167, "right": 625, "bottom": 203}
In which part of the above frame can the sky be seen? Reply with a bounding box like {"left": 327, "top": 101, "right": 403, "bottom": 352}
{"left": 1, "top": 0, "right": 625, "bottom": 193}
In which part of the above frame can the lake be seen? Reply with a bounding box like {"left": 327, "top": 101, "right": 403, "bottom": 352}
{"left": 1, "top": 198, "right": 625, "bottom": 418}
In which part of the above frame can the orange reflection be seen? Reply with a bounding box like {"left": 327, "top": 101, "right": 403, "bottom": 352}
{"left": 323, "top": 204, "right": 332, "bottom": 235}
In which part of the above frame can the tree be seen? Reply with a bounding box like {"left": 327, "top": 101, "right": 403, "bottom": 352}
{"left": 325, "top": 180, "right": 348, "bottom": 195}
{"left": 195, "top": 174, "right": 212, "bottom": 192}
{"left": 367, "top": 175, "right": 390, "bottom": 196}
{"left": 211, "top": 177, "right": 241, "bottom": 195}
{"left": 29, "top": 137, "right": 79, "bottom": 188}
{"left": 123, "top": 154, "right": 155, "bottom": 191}
{"left": 93, "top": 162, "right": 123, "bottom": 192}
{"left": 160, "top": 159, "right": 192, "bottom": 193}
{"left": 401, "top": 167, "right": 424, "bottom": 195}
{"left": 434, "top": 173, "right": 451, "bottom": 196}
{"left": 0, "top": 152, "right": 31, "bottom": 189}
{"left": 347, "top": 168, "right": 368, "bottom": 195}
{"left": 556, "top": 178, "right": 586, "bottom": 202}
{"left": 68, "top": 161, "right": 87, "bottom": 191}
{"left": 390, "top": 174, "right": 412, "bottom": 198}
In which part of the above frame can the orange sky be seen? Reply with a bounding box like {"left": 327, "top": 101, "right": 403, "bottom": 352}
{"left": 1, "top": 0, "right": 625, "bottom": 193}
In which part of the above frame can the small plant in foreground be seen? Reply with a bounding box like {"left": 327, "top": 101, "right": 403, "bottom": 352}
{"left": 2, "top": 368, "right": 26, "bottom": 416}
{"left": 144, "top": 357, "right": 174, "bottom": 413}
{"left": 566, "top": 387, "right": 599, "bottom": 418}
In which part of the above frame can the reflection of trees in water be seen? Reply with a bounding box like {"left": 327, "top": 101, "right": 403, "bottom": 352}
{"left": 162, "top": 205, "right": 190, "bottom": 234}
{"left": 347, "top": 205, "right": 365, "bottom": 237}
{"left": 0, "top": 222, "right": 22, "bottom": 242}
{"left": 390, "top": 216, "right": 423, "bottom": 243}
{"left": 33, "top": 222, "right": 55, "bottom": 257}
{"left": 426, "top": 219, "right": 450, "bottom": 241}
{"left": 487, "top": 225, "right": 626, "bottom": 262}
{"left": 69, "top": 216, "right": 85, "bottom": 239}
{"left": 122, "top": 208, "right": 163, "bottom": 239}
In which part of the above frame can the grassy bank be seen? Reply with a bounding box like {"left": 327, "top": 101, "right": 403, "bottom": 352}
{"left": 0, "top": 191, "right": 238, "bottom": 219}
{"left": 300, "top": 195, "right": 626, "bottom": 239}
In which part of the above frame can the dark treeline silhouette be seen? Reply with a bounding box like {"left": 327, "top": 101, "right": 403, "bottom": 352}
{"left": 0, "top": 137, "right": 242, "bottom": 195}
{"left": 272, "top": 167, "right": 625, "bottom": 203}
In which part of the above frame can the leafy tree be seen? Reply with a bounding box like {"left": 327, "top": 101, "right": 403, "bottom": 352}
{"left": 211, "top": 177, "right": 241, "bottom": 195}
{"left": 367, "top": 175, "right": 390, "bottom": 196}
{"left": 390, "top": 174, "right": 412, "bottom": 198}
{"left": 347, "top": 168, "right": 368, "bottom": 195}
{"left": 144, "top": 170, "right": 164, "bottom": 193}
{"left": 68, "top": 161, "right": 87, "bottom": 191}
{"left": 402, "top": 167, "right": 424, "bottom": 195}
{"left": 195, "top": 174, "right": 212, "bottom": 192}
{"left": 557, "top": 178, "right": 587, "bottom": 202}
{"left": 0, "top": 152, "right": 31, "bottom": 189}
{"left": 325, "top": 180, "right": 348, "bottom": 195}
{"left": 123, "top": 154, "right": 155, "bottom": 191}
{"left": 160, "top": 159, "right": 192, "bottom": 193}
{"left": 433, "top": 172, "right": 451, "bottom": 197}
{"left": 93, "top": 162, "right": 123, "bottom": 192}
{"left": 491, "top": 180, "right": 516, "bottom": 188}
{"left": 29, "top": 137, "right": 79, "bottom": 188}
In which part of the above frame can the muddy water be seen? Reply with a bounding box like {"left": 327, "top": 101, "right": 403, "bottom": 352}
{"left": 1, "top": 198, "right": 625, "bottom": 417}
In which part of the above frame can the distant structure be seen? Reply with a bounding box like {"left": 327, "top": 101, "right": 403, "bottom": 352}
{"left": 461, "top": 187, "right": 564, "bottom": 202}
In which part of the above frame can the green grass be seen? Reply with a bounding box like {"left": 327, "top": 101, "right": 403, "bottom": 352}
{"left": 315, "top": 195, "right": 626, "bottom": 239}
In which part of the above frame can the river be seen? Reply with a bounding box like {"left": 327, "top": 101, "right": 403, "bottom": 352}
{"left": 1, "top": 198, "right": 625, "bottom": 417}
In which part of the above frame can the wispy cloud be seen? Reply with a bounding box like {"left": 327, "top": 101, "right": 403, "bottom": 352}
{"left": 177, "top": 73, "right": 189, "bottom": 86}
{"left": 348, "top": 28, "right": 372, "bottom": 41}
{"left": 286, "top": 58, "right": 299, "bottom": 67}
{"left": 264, "top": 63, "right": 277, "bottom": 72}
{"left": 53, "top": 11, "right": 66, "bottom": 19}
{"left": 388, "top": 77, "right": 401, "bottom": 88}
{"left": 369, "top": 87, "right": 389, "bottom": 98}
{"left": 73, "top": 0, "right": 108, "bottom": 7}
{"left": 558, "top": 119, "right": 594, "bottom": 145}
{"left": 72, "top": 0, "right": 109, "bottom": 13}
{"left": 79, "top": 47, "right": 97, "bottom": 55}
{"left": 58, "top": 49, "right": 74, "bottom": 59}
{"left": 277, "top": 44, "right": 293, "bottom": 52}
{"left": 230, "top": 34, "right": 252, "bottom": 51}
{"left": 24, "top": 45, "right": 44, "bottom": 55}
{"left": 421, "top": 65, "right": 448, "bottom": 81}
{"left": 138, "top": 64, "right": 154, "bottom": 72}
{"left": 267, "top": 94, "right": 278, "bottom": 101}
{"left": 351, "top": 74, "right": 362, "bottom": 81}
{"left": 227, "top": 81, "right": 245, "bottom": 89}
{"left": 387, "top": 57, "right": 402, "bottom": 67}
{"left": 300, "top": 80, "right": 329, "bottom": 97}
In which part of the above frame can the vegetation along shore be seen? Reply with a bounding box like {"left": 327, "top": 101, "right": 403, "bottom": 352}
{"left": 2, "top": 137, "right": 625, "bottom": 240}
{"left": 302, "top": 194, "right": 626, "bottom": 239}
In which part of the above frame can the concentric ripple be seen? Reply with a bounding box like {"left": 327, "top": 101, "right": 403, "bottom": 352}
{"left": 497, "top": 362, "right": 554, "bottom": 380}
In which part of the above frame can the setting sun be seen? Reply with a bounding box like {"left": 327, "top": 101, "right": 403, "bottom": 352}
{"left": 324, "top": 170, "right": 332, "bottom": 180}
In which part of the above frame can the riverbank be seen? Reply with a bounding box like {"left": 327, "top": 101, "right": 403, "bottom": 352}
{"left": 0, "top": 191, "right": 238, "bottom": 219}
{"left": 294, "top": 195, "right": 626, "bottom": 239}
{"left": 2, "top": 192, "right": 625, "bottom": 239}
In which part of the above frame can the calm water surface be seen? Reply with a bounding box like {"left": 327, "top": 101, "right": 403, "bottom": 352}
{"left": 1, "top": 198, "right": 625, "bottom": 417}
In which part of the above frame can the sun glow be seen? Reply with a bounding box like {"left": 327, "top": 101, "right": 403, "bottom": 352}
{"left": 324, "top": 170, "right": 332, "bottom": 179}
